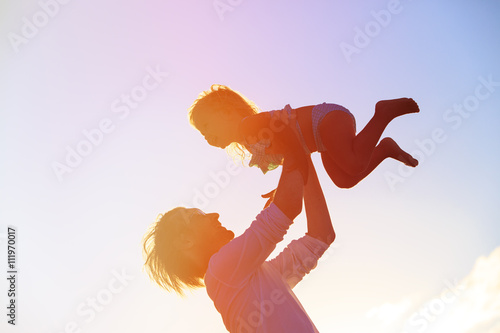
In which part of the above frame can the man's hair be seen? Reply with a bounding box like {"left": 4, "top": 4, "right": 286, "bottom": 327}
{"left": 142, "top": 207, "right": 204, "bottom": 296}
{"left": 187, "top": 84, "right": 259, "bottom": 160}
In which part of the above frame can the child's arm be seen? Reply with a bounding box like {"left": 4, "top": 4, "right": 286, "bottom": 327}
{"left": 240, "top": 112, "right": 309, "bottom": 181}
{"left": 239, "top": 112, "right": 296, "bottom": 153}
{"left": 238, "top": 112, "right": 271, "bottom": 145}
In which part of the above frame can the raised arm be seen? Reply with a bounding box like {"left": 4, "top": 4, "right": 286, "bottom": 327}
{"left": 206, "top": 145, "right": 307, "bottom": 286}
{"left": 303, "top": 156, "right": 335, "bottom": 245}
{"left": 265, "top": 156, "right": 333, "bottom": 288}
{"left": 272, "top": 153, "right": 305, "bottom": 220}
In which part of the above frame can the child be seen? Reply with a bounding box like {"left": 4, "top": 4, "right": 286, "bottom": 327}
{"left": 188, "top": 84, "right": 419, "bottom": 189}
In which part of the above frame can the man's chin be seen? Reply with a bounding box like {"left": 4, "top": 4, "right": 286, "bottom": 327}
{"left": 225, "top": 229, "right": 235, "bottom": 241}
{"left": 216, "top": 227, "right": 235, "bottom": 243}
{"left": 214, "top": 230, "right": 235, "bottom": 252}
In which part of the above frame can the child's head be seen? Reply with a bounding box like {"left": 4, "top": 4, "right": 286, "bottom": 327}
{"left": 188, "top": 84, "right": 259, "bottom": 149}
{"left": 142, "top": 207, "right": 204, "bottom": 296}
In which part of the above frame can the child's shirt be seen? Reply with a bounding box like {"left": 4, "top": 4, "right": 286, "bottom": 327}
{"left": 247, "top": 104, "right": 310, "bottom": 174}
{"left": 247, "top": 140, "right": 283, "bottom": 174}
{"left": 204, "top": 203, "right": 330, "bottom": 333}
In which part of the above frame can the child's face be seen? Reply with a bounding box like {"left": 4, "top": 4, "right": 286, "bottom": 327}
{"left": 198, "top": 111, "right": 240, "bottom": 148}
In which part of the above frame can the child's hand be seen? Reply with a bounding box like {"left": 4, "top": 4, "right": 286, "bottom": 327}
{"left": 274, "top": 106, "right": 294, "bottom": 126}
{"left": 270, "top": 105, "right": 299, "bottom": 138}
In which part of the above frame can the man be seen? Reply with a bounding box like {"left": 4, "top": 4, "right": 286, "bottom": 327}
{"left": 143, "top": 138, "right": 335, "bottom": 332}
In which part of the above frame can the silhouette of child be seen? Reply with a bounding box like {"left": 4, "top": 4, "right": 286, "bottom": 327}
{"left": 188, "top": 84, "right": 418, "bottom": 189}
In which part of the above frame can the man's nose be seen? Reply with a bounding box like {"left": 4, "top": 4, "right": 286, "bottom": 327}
{"left": 208, "top": 213, "right": 220, "bottom": 220}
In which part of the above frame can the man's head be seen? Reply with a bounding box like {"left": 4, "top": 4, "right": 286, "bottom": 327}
{"left": 142, "top": 207, "right": 234, "bottom": 296}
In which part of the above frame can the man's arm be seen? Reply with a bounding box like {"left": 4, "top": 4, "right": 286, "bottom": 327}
{"left": 304, "top": 157, "right": 335, "bottom": 245}
{"left": 266, "top": 157, "right": 333, "bottom": 288}
{"left": 272, "top": 147, "right": 306, "bottom": 220}
{"left": 206, "top": 147, "right": 306, "bottom": 286}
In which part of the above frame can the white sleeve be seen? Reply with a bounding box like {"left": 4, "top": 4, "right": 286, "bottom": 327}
{"left": 268, "top": 234, "right": 330, "bottom": 289}
{"left": 207, "top": 203, "right": 293, "bottom": 288}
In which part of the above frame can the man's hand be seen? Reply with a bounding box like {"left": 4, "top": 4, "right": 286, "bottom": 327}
{"left": 261, "top": 188, "right": 276, "bottom": 209}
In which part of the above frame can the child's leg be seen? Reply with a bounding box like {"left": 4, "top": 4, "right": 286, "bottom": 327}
{"left": 321, "top": 152, "right": 359, "bottom": 189}
{"left": 321, "top": 138, "right": 418, "bottom": 188}
{"left": 319, "top": 98, "right": 419, "bottom": 175}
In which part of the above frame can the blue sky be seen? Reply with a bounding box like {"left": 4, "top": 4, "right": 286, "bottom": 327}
{"left": 1, "top": 0, "right": 500, "bottom": 332}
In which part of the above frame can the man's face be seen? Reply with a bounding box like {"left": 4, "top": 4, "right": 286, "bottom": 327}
{"left": 185, "top": 209, "right": 235, "bottom": 255}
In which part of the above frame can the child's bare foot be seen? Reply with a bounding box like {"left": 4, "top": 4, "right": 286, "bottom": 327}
{"left": 375, "top": 98, "right": 420, "bottom": 122}
{"left": 380, "top": 137, "right": 418, "bottom": 167}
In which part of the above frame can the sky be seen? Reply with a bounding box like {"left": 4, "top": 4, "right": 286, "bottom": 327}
{"left": 1, "top": 0, "right": 499, "bottom": 332}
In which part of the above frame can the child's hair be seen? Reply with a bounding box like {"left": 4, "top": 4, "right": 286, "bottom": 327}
{"left": 188, "top": 84, "right": 260, "bottom": 160}
{"left": 142, "top": 207, "right": 204, "bottom": 296}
